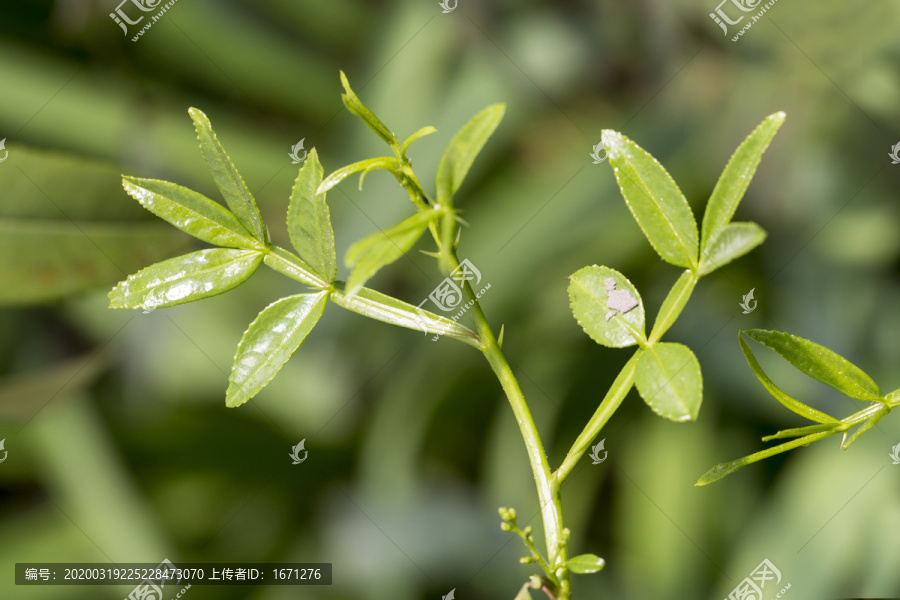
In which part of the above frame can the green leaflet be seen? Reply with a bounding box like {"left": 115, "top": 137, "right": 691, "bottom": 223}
{"left": 739, "top": 331, "right": 839, "bottom": 424}
{"left": 339, "top": 71, "right": 397, "bottom": 147}
{"left": 568, "top": 265, "right": 645, "bottom": 348}
{"left": 317, "top": 157, "right": 402, "bottom": 194}
{"left": 122, "top": 176, "right": 261, "bottom": 250}
{"left": 287, "top": 149, "right": 336, "bottom": 282}
{"left": 566, "top": 553, "right": 606, "bottom": 575}
{"left": 108, "top": 248, "right": 263, "bottom": 310}
{"left": 635, "top": 342, "right": 702, "bottom": 422}
{"left": 0, "top": 145, "right": 188, "bottom": 305}
{"left": 701, "top": 112, "right": 785, "bottom": 251}
{"left": 649, "top": 270, "right": 697, "bottom": 343}
{"left": 841, "top": 405, "right": 890, "bottom": 449}
{"left": 601, "top": 130, "right": 699, "bottom": 269}
{"left": 698, "top": 222, "right": 766, "bottom": 275}
{"left": 435, "top": 103, "right": 506, "bottom": 205}
{"left": 696, "top": 430, "right": 836, "bottom": 486}
{"left": 263, "top": 246, "right": 329, "bottom": 289}
{"left": 226, "top": 292, "right": 328, "bottom": 407}
{"left": 744, "top": 329, "right": 882, "bottom": 402}
{"left": 189, "top": 108, "right": 268, "bottom": 243}
{"left": 400, "top": 126, "right": 437, "bottom": 156}
{"left": 329, "top": 282, "right": 480, "bottom": 348}
{"left": 344, "top": 209, "right": 441, "bottom": 295}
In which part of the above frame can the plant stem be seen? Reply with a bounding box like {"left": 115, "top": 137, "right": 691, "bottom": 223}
{"left": 393, "top": 164, "right": 572, "bottom": 597}
{"left": 444, "top": 251, "right": 571, "bottom": 598}
{"left": 555, "top": 352, "right": 638, "bottom": 484}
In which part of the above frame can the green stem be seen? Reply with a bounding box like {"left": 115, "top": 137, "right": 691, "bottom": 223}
{"left": 555, "top": 352, "right": 639, "bottom": 484}
{"left": 392, "top": 164, "right": 571, "bottom": 597}
{"left": 444, "top": 251, "right": 570, "bottom": 597}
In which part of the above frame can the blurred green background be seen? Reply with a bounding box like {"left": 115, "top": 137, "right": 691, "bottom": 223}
{"left": 1, "top": 1, "right": 900, "bottom": 598}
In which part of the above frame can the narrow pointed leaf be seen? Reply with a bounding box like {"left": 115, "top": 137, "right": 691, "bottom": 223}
{"left": 344, "top": 209, "right": 441, "bottom": 295}
{"left": 226, "top": 292, "right": 328, "bottom": 407}
{"left": 189, "top": 108, "right": 267, "bottom": 242}
{"left": 122, "top": 176, "right": 261, "bottom": 249}
{"left": 635, "top": 343, "right": 702, "bottom": 422}
{"left": 701, "top": 112, "right": 785, "bottom": 251}
{"left": 109, "top": 248, "right": 262, "bottom": 310}
{"left": 745, "top": 329, "right": 882, "bottom": 401}
{"left": 567, "top": 554, "right": 606, "bottom": 575}
{"left": 739, "top": 332, "right": 839, "bottom": 423}
{"left": 649, "top": 270, "right": 697, "bottom": 342}
{"left": 698, "top": 222, "right": 766, "bottom": 275}
{"left": 601, "top": 130, "right": 698, "bottom": 268}
{"left": 696, "top": 430, "right": 836, "bottom": 486}
{"left": 841, "top": 405, "right": 889, "bottom": 449}
{"left": 262, "top": 246, "right": 329, "bottom": 289}
{"left": 435, "top": 103, "right": 506, "bottom": 205}
{"left": 330, "top": 283, "right": 480, "bottom": 348}
{"left": 317, "top": 157, "right": 401, "bottom": 194}
{"left": 400, "top": 125, "right": 437, "bottom": 156}
{"left": 568, "top": 265, "right": 645, "bottom": 348}
{"left": 762, "top": 423, "right": 839, "bottom": 441}
{"left": 339, "top": 71, "right": 397, "bottom": 146}
{"left": 287, "top": 149, "right": 336, "bottom": 282}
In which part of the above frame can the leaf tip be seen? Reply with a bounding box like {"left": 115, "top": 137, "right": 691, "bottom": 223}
{"left": 600, "top": 130, "right": 623, "bottom": 158}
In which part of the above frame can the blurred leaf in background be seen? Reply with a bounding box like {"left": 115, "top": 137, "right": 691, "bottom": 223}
{"left": 1, "top": 0, "right": 899, "bottom": 599}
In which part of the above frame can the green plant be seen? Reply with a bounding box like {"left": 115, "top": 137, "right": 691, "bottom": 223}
{"left": 108, "top": 72, "right": 784, "bottom": 599}
{"left": 697, "top": 329, "right": 899, "bottom": 486}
